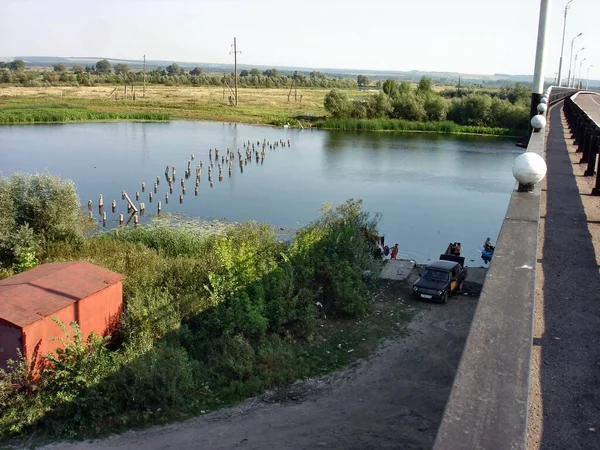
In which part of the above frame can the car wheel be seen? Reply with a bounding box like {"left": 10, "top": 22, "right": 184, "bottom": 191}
{"left": 441, "top": 291, "right": 448, "bottom": 304}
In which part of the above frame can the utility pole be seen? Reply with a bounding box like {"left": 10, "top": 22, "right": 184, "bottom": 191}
{"left": 143, "top": 54, "right": 146, "bottom": 98}
{"left": 229, "top": 37, "right": 242, "bottom": 106}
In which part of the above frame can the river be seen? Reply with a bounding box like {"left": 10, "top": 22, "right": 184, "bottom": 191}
{"left": 0, "top": 121, "right": 523, "bottom": 264}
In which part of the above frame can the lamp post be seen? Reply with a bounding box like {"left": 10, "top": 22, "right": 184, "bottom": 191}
{"left": 558, "top": 0, "right": 575, "bottom": 86}
{"left": 586, "top": 65, "right": 594, "bottom": 90}
{"left": 572, "top": 47, "right": 585, "bottom": 87}
{"left": 577, "top": 57, "right": 587, "bottom": 89}
{"left": 567, "top": 33, "right": 583, "bottom": 87}
{"left": 529, "top": 0, "right": 551, "bottom": 135}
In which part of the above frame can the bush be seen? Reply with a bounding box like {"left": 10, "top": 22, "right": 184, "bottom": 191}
{"left": 0, "top": 194, "right": 383, "bottom": 440}
{"left": 366, "top": 92, "right": 392, "bottom": 118}
{"left": 423, "top": 95, "right": 449, "bottom": 121}
{"left": 0, "top": 172, "right": 84, "bottom": 269}
{"left": 391, "top": 93, "right": 426, "bottom": 121}
{"left": 324, "top": 89, "right": 352, "bottom": 118}
{"left": 290, "top": 200, "right": 381, "bottom": 317}
{"left": 448, "top": 93, "right": 493, "bottom": 126}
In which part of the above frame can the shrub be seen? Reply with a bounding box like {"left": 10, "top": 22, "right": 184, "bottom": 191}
{"left": 423, "top": 95, "right": 449, "bottom": 121}
{"left": 0, "top": 172, "right": 84, "bottom": 269}
{"left": 324, "top": 89, "right": 352, "bottom": 118}
{"left": 0, "top": 194, "right": 384, "bottom": 440}
{"left": 391, "top": 93, "right": 426, "bottom": 121}
{"left": 290, "top": 199, "right": 381, "bottom": 317}
{"left": 366, "top": 92, "right": 392, "bottom": 119}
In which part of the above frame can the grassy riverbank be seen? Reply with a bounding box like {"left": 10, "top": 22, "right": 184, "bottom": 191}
{"left": 314, "top": 118, "right": 516, "bottom": 136}
{"left": 0, "top": 173, "right": 416, "bottom": 442}
{"left": 0, "top": 86, "right": 326, "bottom": 126}
{"left": 0, "top": 86, "right": 516, "bottom": 136}
{"left": 0, "top": 106, "right": 170, "bottom": 124}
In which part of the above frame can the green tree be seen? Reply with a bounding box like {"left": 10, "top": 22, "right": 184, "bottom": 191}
{"left": 500, "top": 83, "right": 530, "bottom": 106}
{"left": 42, "top": 72, "right": 60, "bottom": 84}
{"left": 398, "top": 81, "right": 412, "bottom": 95}
{"left": 72, "top": 64, "right": 84, "bottom": 74}
{"left": 489, "top": 97, "right": 528, "bottom": 130}
{"left": 417, "top": 76, "right": 433, "bottom": 94}
{"left": 190, "top": 67, "right": 203, "bottom": 75}
{"left": 250, "top": 68, "right": 261, "bottom": 77}
{"left": 423, "top": 95, "right": 448, "bottom": 121}
{"left": 166, "top": 63, "right": 183, "bottom": 75}
{"left": 357, "top": 75, "right": 370, "bottom": 87}
{"left": 350, "top": 100, "right": 368, "bottom": 118}
{"left": 382, "top": 79, "right": 398, "bottom": 98}
{"left": 239, "top": 69, "right": 249, "bottom": 77}
{"left": 0, "top": 172, "right": 84, "bottom": 269}
{"left": 391, "top": 93, "right": 426, "bottom": 121}
{"left": 263, "top": 68, "right": 279, "bottom": 78}
{"left": 366, "top": 92, "right": 392, "bottom": 118}
{"left": 95, "top": 59, "right": 111, "bottom": 73}
{"left": 9, "top": 60, "right": 25, "bottom": 71}
{"left": 448, "top": 93, "right": 493, "bottom": 126}
{"left": 53, "top": 63, "right": 67, "bottom": 73}
{"left": 114, "top": 63, "right": 130, "bottom": 75}
{"left": 324, "top": 89, "right": 352, "bottom": 118}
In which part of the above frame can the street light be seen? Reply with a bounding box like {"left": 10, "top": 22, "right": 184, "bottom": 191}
{"left": 558, "top": 0, "right": 576, "bottom": 86}
{"left": 567, "top": 32, "right": 583, "bottom": 87}
{"left": 577, "top": 57, "right": 587, "bottom": 89}
{"left": 586, "top": 65, "right": 594, "bottom": 90}
{"left": 572, "top": 47, "right": 585, "bottom": 87}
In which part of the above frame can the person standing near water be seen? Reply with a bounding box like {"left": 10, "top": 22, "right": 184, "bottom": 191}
{"left": 391, "top": 243, "right": 399, "bottom": 259}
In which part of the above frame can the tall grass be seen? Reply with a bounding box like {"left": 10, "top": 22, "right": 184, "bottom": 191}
{"left": 0, "top": 107, "right": 171, "bottom": 124}
{"left": 313, "top": 117, "right": 517, "bottom": 136}
{"left": 0, "top": 193, "right": 394, "bottom": 441}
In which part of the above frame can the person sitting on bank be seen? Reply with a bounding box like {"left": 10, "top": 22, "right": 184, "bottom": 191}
{"left": 484, "top": 238, "right": 495, "bottom": 252}
{"left": 391, "top": 243, "right": 399, "bottom": 259}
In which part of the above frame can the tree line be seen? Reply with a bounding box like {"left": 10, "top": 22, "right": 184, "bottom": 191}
{"left": 324, "top": 77, "right": 531, "bottom": 131}
{"left": 0, "top": 59, "right": 357, "bottom": 89}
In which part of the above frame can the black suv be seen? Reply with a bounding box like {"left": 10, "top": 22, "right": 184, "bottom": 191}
{"left": 412, "top": 259, "right": 468, "bottom": 303}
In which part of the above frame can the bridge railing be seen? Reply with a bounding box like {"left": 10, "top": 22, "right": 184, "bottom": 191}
{"left": 563, "top": 93, "right": 600, "bottom": 195}
{"left": 432, "top": 87, "right": 576, "bottom": 450}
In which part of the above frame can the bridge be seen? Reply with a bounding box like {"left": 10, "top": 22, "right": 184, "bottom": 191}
{"left": 433, "top": 90, "right": 600, "bottom": 450}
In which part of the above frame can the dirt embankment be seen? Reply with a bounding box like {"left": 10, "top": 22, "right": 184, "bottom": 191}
{"left": 44, "top": 277, "right": 481, "bottom": 450}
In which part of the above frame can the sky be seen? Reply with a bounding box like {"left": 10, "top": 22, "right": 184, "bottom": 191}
{"left": 1, "top": 0, "right": 599, "bottom": 80}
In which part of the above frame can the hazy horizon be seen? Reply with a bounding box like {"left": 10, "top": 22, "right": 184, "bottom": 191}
{"left": 1, "top": 0, "right": 599, "bottom": 81}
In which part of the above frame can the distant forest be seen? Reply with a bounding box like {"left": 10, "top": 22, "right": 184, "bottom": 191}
{"left": 0, "top": 58, "right": 538, "bottom": 90}
{"left": 0, "top": 59, "right": 356, "bottom": 89}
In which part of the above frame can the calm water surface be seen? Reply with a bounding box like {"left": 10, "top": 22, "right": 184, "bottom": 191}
{"left": 0, "top": 121, "right": 523, "bottom": 264}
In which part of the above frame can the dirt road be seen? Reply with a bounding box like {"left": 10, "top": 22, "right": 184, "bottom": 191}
{"left": 45, "top": 282, "right": 479, "bottom": 450}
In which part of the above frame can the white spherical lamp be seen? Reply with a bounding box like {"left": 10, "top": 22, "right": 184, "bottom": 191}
{"left": 537, "top": 103, "right": 548, "bottom": 114}
{"left": 540, "top": 96, "right": 548, "bottom": 104}
{"left": 513, "top": 153, "right": 547, "bottom": 191}
{"left": 531, "top": 114, "right": 547, "bottom": 131}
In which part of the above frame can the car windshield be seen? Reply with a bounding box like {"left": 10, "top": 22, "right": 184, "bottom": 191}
{"left": 422, "top": 269, "right": 450, "bottom": 281}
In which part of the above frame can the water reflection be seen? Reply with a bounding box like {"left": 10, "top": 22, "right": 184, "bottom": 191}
{"left": 0, "top": 121, "right": 522, "bottom": 264}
